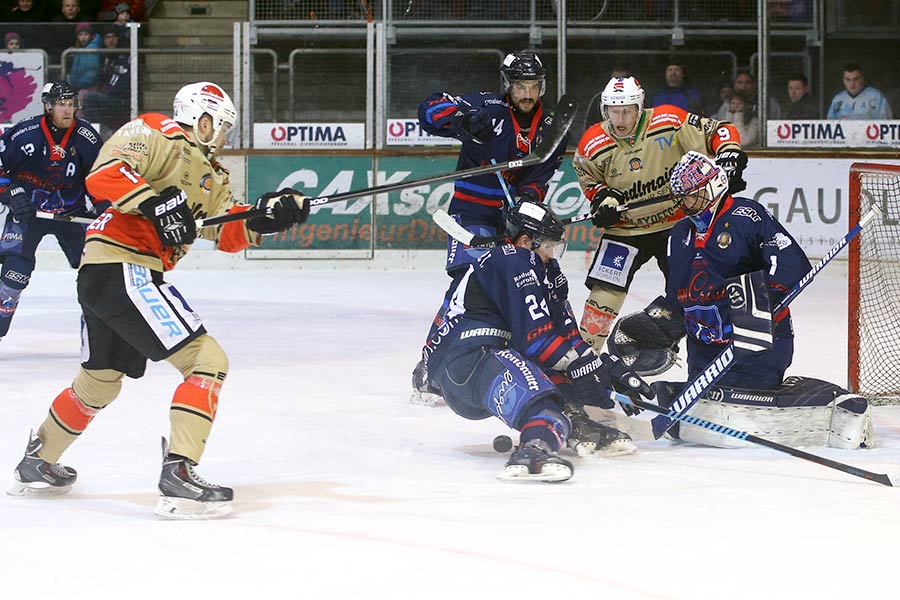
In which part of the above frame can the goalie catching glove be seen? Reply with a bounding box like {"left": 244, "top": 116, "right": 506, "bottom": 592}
{"left": 247, "top": 188, "right": 310, "bottom": 234}
{"left": 589, "top": 187, "right": 624, "bottom": 228}
{"left": 138, "top": 186, "right": 196, "bottom": 246}
{"left": 568, "top": 352, "right": 654, "bottom": 416}
{"left": 608, "top": 296, "right": 685, "bottom": 376}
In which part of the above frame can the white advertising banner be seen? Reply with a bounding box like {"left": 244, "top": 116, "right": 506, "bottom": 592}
{"left": 768, "top": 120, "right": 900, "bottom": 148}
{"left": 386, "top": 118, "right": 460, "bottom": 146}
{"left": 253, "top": 123, "right": 366, "bottom": 149}
{"left": 742, "top": 157, "right": 900, "bottom": 257}
{"left": 0, "top": 50, "right": 46, "bottom": 126}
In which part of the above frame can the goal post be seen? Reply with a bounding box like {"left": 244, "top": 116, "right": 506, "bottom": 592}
{"left": 848, "top": 162, "right": 900, "bottom": 404}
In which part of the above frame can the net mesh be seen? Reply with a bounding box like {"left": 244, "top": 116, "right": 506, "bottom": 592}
{"left": 851, "top": 166, "right": 900, "bottom": 404}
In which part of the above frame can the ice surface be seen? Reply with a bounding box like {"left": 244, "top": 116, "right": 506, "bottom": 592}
{"left": 2, "top": 252, "right": 898, "bottom": 600}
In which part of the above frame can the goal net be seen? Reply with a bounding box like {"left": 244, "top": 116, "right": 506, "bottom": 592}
{"left": 848, "top": 162, "right": 900, "bottom": 404}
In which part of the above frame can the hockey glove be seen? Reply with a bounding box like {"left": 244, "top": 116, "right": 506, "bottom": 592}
{"left": 450, "top": 108, "right": 494, "bottom": 144}
{"left": 569, "top": 352, "right": 651, "bottom": 416}
{"left": 1, "top": 185, "right": 35, "bottom": 221}
{"left": 589, "top": 187, "right": 624, "bottom": 228}
{"left": 247, "top": 188, "right": 310, "bottom": 234}
{"left": 714, "top": 149, "right": 748, "bottom": 196}
{"left": 138, "top": 186, "right": 196, "bottom": 246}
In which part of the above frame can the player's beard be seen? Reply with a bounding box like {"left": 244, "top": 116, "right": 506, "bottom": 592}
{"left": 512, "top": 97, "right": 536, "bottom": 116}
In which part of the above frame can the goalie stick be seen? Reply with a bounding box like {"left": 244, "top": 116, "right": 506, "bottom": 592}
{"left": 649, "top": 203, "right": 883, "bottom": 439}
{"left": 196, "top": 95, "right": 577, "bottom": 229}
{"left": 611, "top": 391, "right": 897, "bottom": 487}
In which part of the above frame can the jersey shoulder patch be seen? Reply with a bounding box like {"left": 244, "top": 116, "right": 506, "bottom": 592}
{"left": 577, "top": 122, "right": 614, "bottom": 158}
{"left": 647, "top": 105, "right": 687, "bottom": 131}
{"left": 138, "top": 113, "right": 186, "bottom": 137}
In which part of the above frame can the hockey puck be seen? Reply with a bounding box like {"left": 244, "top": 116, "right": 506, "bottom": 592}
{"left": 492, "top": 434, "right": 513, "bottom": 453}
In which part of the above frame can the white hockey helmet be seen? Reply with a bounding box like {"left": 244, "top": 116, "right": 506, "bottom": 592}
{"left": 600, "top": 76, "right": 645, "bottom": 120}
{"left": 172, "top": 82, "right": 236, "bottom": 153}
{"left": 669, "top": 151, "right": 729, "bottom": 216}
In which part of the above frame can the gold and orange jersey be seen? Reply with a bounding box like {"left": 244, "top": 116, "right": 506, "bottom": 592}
{"left": 82, "top": 113, "right": 259, "bottom": 272}
{"left": 572, "top": 105, "right": 742, "bottom": 236}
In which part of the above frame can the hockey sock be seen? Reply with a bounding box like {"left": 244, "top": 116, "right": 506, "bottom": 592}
{"left": 169, "top": 375, "right": 222, "bottom": 464}
{"left": 38, "top": 388, "right": 102, "bottom": 462}
{"left": 518, "top": 401, "right": 570, "bottom": 451}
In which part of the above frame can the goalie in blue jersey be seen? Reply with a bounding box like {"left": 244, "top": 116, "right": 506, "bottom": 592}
{"left": 608, "top": 151, "right": 873, "bottom": 449}
{"left": 420, "top": 200, "right": 655, "bottom": 482}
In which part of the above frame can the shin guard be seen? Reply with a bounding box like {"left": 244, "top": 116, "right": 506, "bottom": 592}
{"left": 169, "top": 375, "right": 222, "bottom": 464}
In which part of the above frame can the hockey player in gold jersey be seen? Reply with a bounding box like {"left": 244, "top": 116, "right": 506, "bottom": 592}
{"left": 8, "top": 82, "right": 310, "bottom": 519}
{"left": 573, "top": 76, "right": 747, "bottom": 351}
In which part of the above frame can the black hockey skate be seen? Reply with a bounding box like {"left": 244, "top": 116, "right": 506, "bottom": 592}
{"left": 154, "top": 438, "right": 233, "bottom": 520}
{"left": 409, "top": 359, "right": 444, "bottom": 407}
{"left": 563, "top": 404, "right": 637, "bottom": 457}
{"left": 497, "top": 439, "right": 573, "bottom": 483}
{"left": 8, "top": 431, "right": 77, "bottom": 496}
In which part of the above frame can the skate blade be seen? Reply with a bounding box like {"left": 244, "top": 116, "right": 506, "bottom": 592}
{"left": 154, "top": 496, "right": 234, "bottom": 520}
{"left": 497, "top": 463, "right": 572, "bottom": 483}
{"left": 7, "top": 479, "right": 73, "bottom": 497}
{"left": 409, "top": 389, "right": 445, "bottom": 407}
{"left": 572, "top": 438, "right": 637, "bottom": 458}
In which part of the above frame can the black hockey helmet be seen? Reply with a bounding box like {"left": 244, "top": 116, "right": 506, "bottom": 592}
{"left": 41, "top": 81, "right": 79, "bottom": 108}
{"left": 501, "top": 50, "right": 546, "bottom": 96}
{"left": 506, "top": 200, "right": 566, "bottom": 257}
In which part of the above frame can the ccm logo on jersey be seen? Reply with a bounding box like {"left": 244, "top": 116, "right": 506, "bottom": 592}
{"left": 153, "top": 190, "right": 188, "bottom": 217}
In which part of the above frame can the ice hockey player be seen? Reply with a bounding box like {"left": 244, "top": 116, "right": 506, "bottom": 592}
{"left": 0, "top": 81, "right": 103, "bottom": 342}
{"left": 420, "top": 200, "right": 655, "bottom": 482}
{"left": 572, "top": 76, "right": 746, "bottom": 352}
{"left": 8, "top": 82, "right": 311, "bottom": 518}
{"left": 411, "top": 49, "right": 568, "bottom": 407}
{"left": 608, "top": 151, "right": 873, "bottom": 449}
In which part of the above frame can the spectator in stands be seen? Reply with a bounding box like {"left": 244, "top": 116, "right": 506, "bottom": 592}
{"left": 785, "top": 73, "right": 818, "bottom": 119}
{"left": 114, "top": 1, "right": 132, "bottom": 22}
{"left": 67, "top": 22, "right": 102, "bottom": 91}
{"left": 651, "top": 60, "right": 704, "bottom": 115}
{"left": 101, "top": 0, "right": 142, "bottom": 21}
{"left": 52, "top": 0, "right": 95, "bottom": 22}
{"left": 723, "top": 90, "right": 759, "bottom": 148}
{"left": 826, "top": 63, "right": 893, "bottom": 120}
{"left": 6, "top": 0, "right": 48, "bottom": 22}
{"left": 80, "top": 24, "right": 130, "bottom": 136}
{"left": 716, "top": 69, "right": 782, "bottom": 120}
{"left": 5, "top": 32, "right": 23, "bottom": 50}
{"left": 716, "top": 78, "right": 734, "bottom": 110}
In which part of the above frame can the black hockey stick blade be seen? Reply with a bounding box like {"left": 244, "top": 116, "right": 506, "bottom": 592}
{"left": 35, "top": 211, "right": 95, "bottom": 225}
{"left": 198, "top": 96, "right": 578, "bottom": 229}
{"left": 612, "top": 392, "right": 897, "bottom": 487}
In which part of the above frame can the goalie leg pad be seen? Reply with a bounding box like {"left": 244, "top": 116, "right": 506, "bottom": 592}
{"left": 674, "top": 377, "right": 873, "bottom": 449}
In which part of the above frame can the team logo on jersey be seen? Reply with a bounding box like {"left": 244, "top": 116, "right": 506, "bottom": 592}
{"left": 199, "top": 174, "right": 212, "bottom": 192}
{"left": 716, "top": 231, "right": 731, "bottom": 249}
{"left": 628, "top": 157, "right": 642, "bottom": 171}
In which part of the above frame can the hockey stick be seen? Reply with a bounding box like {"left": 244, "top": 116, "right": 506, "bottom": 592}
{"left": 35, "top": 211, "right": 96, "bottom": 225}
{"left": 196, "top": 96, "right": 577, "bottom": 229}
{"left": 649, "top": 203, "right": 883, "bottom": 439}
{"left": 611, "top": 391, "right": 897, "bottom": 487}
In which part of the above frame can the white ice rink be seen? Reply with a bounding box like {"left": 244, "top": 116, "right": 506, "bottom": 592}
{"left": 2, "top": 249, "right": 899, "bottom": 600}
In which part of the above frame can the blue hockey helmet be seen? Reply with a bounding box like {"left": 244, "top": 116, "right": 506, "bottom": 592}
{"left": 501, "top": 50, "right": 546, "bottom": 97}
{"left": 41, "top": 81, "right": 79, "bottom": 109}
{"left": 506, "top": 200, "right": 566, "bottom": 258}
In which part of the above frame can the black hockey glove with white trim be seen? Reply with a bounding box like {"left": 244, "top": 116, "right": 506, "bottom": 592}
{"left": 138, "top": 186, "right": 196, "bottom": 246}
{"left": 589, "top": 187, "right": 624, "bottom": 228}
{"left": 569, "top": 353, "right": 653, "bottom": 416}
{"left": 450, "top": 108, "right": 494, "bottom": 144}
{"left": 714, "top": 149, "right": 748, "bottom": 196}
{"left": 248, "top": 188, "right": 310, "bottom": 234}
{"left": 1, "top": 185, "right": 34, "bottom": 221}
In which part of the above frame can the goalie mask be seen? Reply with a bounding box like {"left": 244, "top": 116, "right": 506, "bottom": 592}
{"left": 600, "top": 76, "right": 644, "bottom": 121}
{"left": 670, "top": 151, "right": 729, "bottom": 231}
{"left": 506, "top": 200, "right": 566, "bottom": 259}
{"left": 173, "top": 82, "right": 237, "bottom": 156}
{"left": 500, "top": 50, "right": 547, "bottom": 97}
